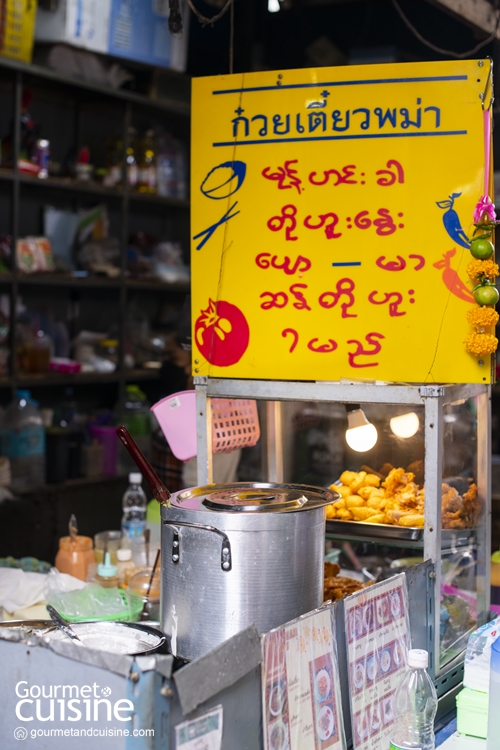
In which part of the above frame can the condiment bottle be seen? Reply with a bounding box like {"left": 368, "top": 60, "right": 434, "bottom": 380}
{"left": 96, "top": 552, "right": 120, "bottom": 589}
{"left": 116, "top": 548, "right": 136, "bottom": 589}
{"left": 55, "top": 535, "right": 94, "bottom": 581}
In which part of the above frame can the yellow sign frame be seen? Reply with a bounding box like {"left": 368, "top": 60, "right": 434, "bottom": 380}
{"left": 191, "top": 59, "right": 494, "bottom": 384}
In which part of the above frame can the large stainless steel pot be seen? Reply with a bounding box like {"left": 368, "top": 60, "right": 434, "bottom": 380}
{"left": 161, "top": 482, "right": 337, "bottom": 661}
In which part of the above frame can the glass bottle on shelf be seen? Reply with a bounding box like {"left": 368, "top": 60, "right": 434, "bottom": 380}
{"left": 126, "top": 126, "right": 138, "bottom": 190}
{"left": 104, "top": 134, "right": 122, "bottom": 188}
{"left": 137, "top": 129, "right": 157, "bottom": 194}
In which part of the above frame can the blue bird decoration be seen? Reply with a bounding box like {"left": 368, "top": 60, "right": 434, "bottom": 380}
{"left": 436, "top": 192, "right": 470, "bottom": 249}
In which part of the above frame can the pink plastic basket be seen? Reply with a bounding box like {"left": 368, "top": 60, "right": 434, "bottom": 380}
{"left": 211, "top": 398, "right": 260, "bottom": 453}
{"left": 151, "top": 392, "right": 260, "bottom": 460}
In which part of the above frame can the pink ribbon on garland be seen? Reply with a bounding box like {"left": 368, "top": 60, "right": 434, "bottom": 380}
{"left": 473, "top": 108, "right": 496, "bottom": 223}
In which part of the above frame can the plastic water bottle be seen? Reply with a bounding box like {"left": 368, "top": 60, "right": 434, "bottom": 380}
{"left": 121, "top": 472, "right": 147, "bottom": 539}
{"left": 487, "top": 637, "right": 500, "bottom": 749}
{"left": 1, "top": 390, "right": 45, "bottom": 488}
{"left": 390, "top": 649, "right": 438, "bottom": 750}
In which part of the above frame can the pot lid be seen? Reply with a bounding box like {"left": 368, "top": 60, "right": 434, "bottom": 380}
{"left": 171, "top": 482, "right": 337, "bottom": 513}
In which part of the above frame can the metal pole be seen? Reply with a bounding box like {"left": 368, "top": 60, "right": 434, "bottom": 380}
{"left": 423, "top": 395, "right": 443, "bottom": 678}
{"left": 196, "top": 380, "right": 213, "bottom": 485}
{"left": 266, "top": 401, "right": 284, "bottom": 482}
{"left": 476, "top": 387, "right": 492, "bottom": 623}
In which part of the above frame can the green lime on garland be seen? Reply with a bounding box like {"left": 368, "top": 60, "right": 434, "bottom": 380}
{"left": 473, "top": 282, "right": 499, "bottom": 307}
{"left": 470, "top": 238, "right": 495, "bottom": 260}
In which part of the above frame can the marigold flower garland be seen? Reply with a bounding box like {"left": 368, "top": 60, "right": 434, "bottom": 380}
{"left": 463, "top": 197, "right": 499, "bottom": 357}
{"left": 464, "top": 106, "right": 499, "bottom": 357}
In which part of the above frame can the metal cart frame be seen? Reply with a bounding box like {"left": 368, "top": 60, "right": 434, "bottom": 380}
{"left": 193, "top": 377, "right": 492, "bottom": 679}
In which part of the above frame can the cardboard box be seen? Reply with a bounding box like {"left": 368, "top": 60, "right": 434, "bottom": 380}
{"left": 0, "top": 0, "right": 37, "bottom": 63}
{"left": 35, "top": 0, "right": 188, "bottom": 71}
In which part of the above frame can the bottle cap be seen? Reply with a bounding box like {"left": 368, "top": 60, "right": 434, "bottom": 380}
{"left": 117, "top": 548, "right": 132, "bottom": 562}
{"left": 97, "top": 552, "right": 118, "bottom": 578}
{"left": 129, "top": 472, "right": 142, "bottom": 484}
{"left": 407, "top": 649, "right": 428, "bottom": 668}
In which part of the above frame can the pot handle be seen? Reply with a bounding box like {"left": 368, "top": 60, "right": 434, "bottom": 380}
{"left": 163, "top": 519, "right": 232, "bottom": 572}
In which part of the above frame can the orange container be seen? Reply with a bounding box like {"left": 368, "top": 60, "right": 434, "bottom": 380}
{"left": 55, "top": 536, "right": 95, "bottom": 581}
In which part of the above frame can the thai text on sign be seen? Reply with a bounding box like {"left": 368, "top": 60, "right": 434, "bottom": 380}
{"left": 191, "top": 60, "right": 493, "bottom": 383}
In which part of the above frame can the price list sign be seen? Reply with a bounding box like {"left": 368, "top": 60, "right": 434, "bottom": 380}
{"left": 191, "top": 60, "right": 493, "bottom": 384}
{"left": 344, "top": 574, "right": 410, "bottom": 750}
{"left": 261, "top": 607, "right": 345, "bottom": 750}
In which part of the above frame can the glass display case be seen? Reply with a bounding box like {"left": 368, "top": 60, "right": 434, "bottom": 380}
{"left": 193, "top": 378, "right": 491, "bottom": 678}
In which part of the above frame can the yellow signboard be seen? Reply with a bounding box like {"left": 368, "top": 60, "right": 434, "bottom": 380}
{"left": 191, "top": 60, "right": 493, "bottom": 384}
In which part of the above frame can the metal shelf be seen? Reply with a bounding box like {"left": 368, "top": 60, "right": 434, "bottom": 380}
{"left": 0, "top": 55, "right": 190, "bottom": 117}
{"left": 0, "top": 368, "right": 160, "bottom": 388}
{"left": 0, "top": 168, "right": 189, "bottom": 209}
{"left": 14, "top": 472, "right": 129, "bottom": 496}
{"left": 0, "top": 57, "right": 190, "bottom": 397}
{"left": 3, "top": 273, "right": 189, "bottom": 292}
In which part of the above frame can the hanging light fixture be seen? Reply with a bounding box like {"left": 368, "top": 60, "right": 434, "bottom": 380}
{"left": 268, "top": 0, "right": 281, "bottom": 11}
{"left": 390, "top": 412, "right": 420, "bottom": 439}
{"left": 345, "top": 405, "right": 378, "bottom": 452}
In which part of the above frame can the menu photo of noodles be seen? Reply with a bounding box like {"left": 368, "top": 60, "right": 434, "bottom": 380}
{"left": 262, "top": 606, "right": 346, "bottom": 750}
{"left": 344, "top": 573, "right": 410, "bottom": 750}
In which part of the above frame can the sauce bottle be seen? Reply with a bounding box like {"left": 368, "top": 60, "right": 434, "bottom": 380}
{"left": 96, "top": 552, "right": 120, "bottom": 589}
{"left": 55, "top": 535, "right": 94, "bottom": 582}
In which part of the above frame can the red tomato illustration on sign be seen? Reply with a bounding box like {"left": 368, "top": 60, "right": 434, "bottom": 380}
{"left": 195, "top": 299, "right": 250, "bottom": 367}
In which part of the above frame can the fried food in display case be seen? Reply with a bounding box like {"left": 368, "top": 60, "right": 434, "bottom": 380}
{"left": 323, "top": 561, "right": 371, "bottom": 602}
{"left": 326, "top": 466, "right": 479, "bottom": 530}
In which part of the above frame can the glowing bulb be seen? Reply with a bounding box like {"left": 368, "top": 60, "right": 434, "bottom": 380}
{"left": 346, "top": 423, "right": 378, "bottom": 452}
{"left": 390, "top": 412, "right": 419, "bottom": 439}
{"left": 268, "top": 0, "right": 280, "bottom": 11}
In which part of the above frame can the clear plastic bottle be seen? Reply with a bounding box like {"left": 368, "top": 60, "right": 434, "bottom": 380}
{"left": 390, "top": 649, "right": 438, "bottom": 750}
{"left": 1, "top": 390, "right": 46, "bottom": 488}
{"left": 121, "top": 472, "right": 147, "bottom": 540}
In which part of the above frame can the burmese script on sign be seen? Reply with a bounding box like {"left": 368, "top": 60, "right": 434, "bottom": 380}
{"left": 191, "top": 60, "right": 492, "bottom": 383}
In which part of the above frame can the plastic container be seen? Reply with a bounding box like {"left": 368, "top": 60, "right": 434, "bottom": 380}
{"left": 115, "top": 385, "right": 151, "bottom": 473}
{"left": 151, "top": 391, "right": 260, "bottom": 461}
{"left": 491, "top": 550, "right": 500, "bottom": 605}
{"left": 116, "top": 547, "right": 137, "bottom": 588}
{"left": 47, "top": 582, "right": 141, "bottom": 623}
{"left": 0, "top": 390, "right": 46, "bottom": 488}
{"left": 94, "top": 530, "right": 122, "bottom": 565}
{"left": 121, "top": 472, "right": 147, "bottom": 540}
{"left": 456, "top": 687, "right": 488, "bottom": 739}
{"left": 55, "top": 535, "right": 95, "bottom": 581}
{"left": 96, "top": 552, "right": 120, "bottom": 588}
{"left": 80, "top": 440, "right": 103, "bottom": 478}
{"left": 88, "top": 424, "right": 117, "bottom": 476}
{"left": 487, "top": 637, "right": 500, "bottom": 749}
{"left": 390, "top": 649, "right": 438, "bottom": 750}
{"left": 126, "top": 568, "right": 160, "bottom": 622}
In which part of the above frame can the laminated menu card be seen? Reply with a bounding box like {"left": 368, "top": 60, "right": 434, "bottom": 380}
{"left": 262, "top": 606, "right": 345, "bottom": 750}
{"left": 344, "top": 573, "right": 410, "bottom": 750}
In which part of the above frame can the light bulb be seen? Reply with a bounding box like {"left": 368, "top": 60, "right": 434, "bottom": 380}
{"left": 390, "top": 412, "right": 419, "bottom": 439}
{"left": 346, "top": 423, "right": 378, "bottom": 452}
{"left": 268, "top": 0, "right": 280, "bottom": 11}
